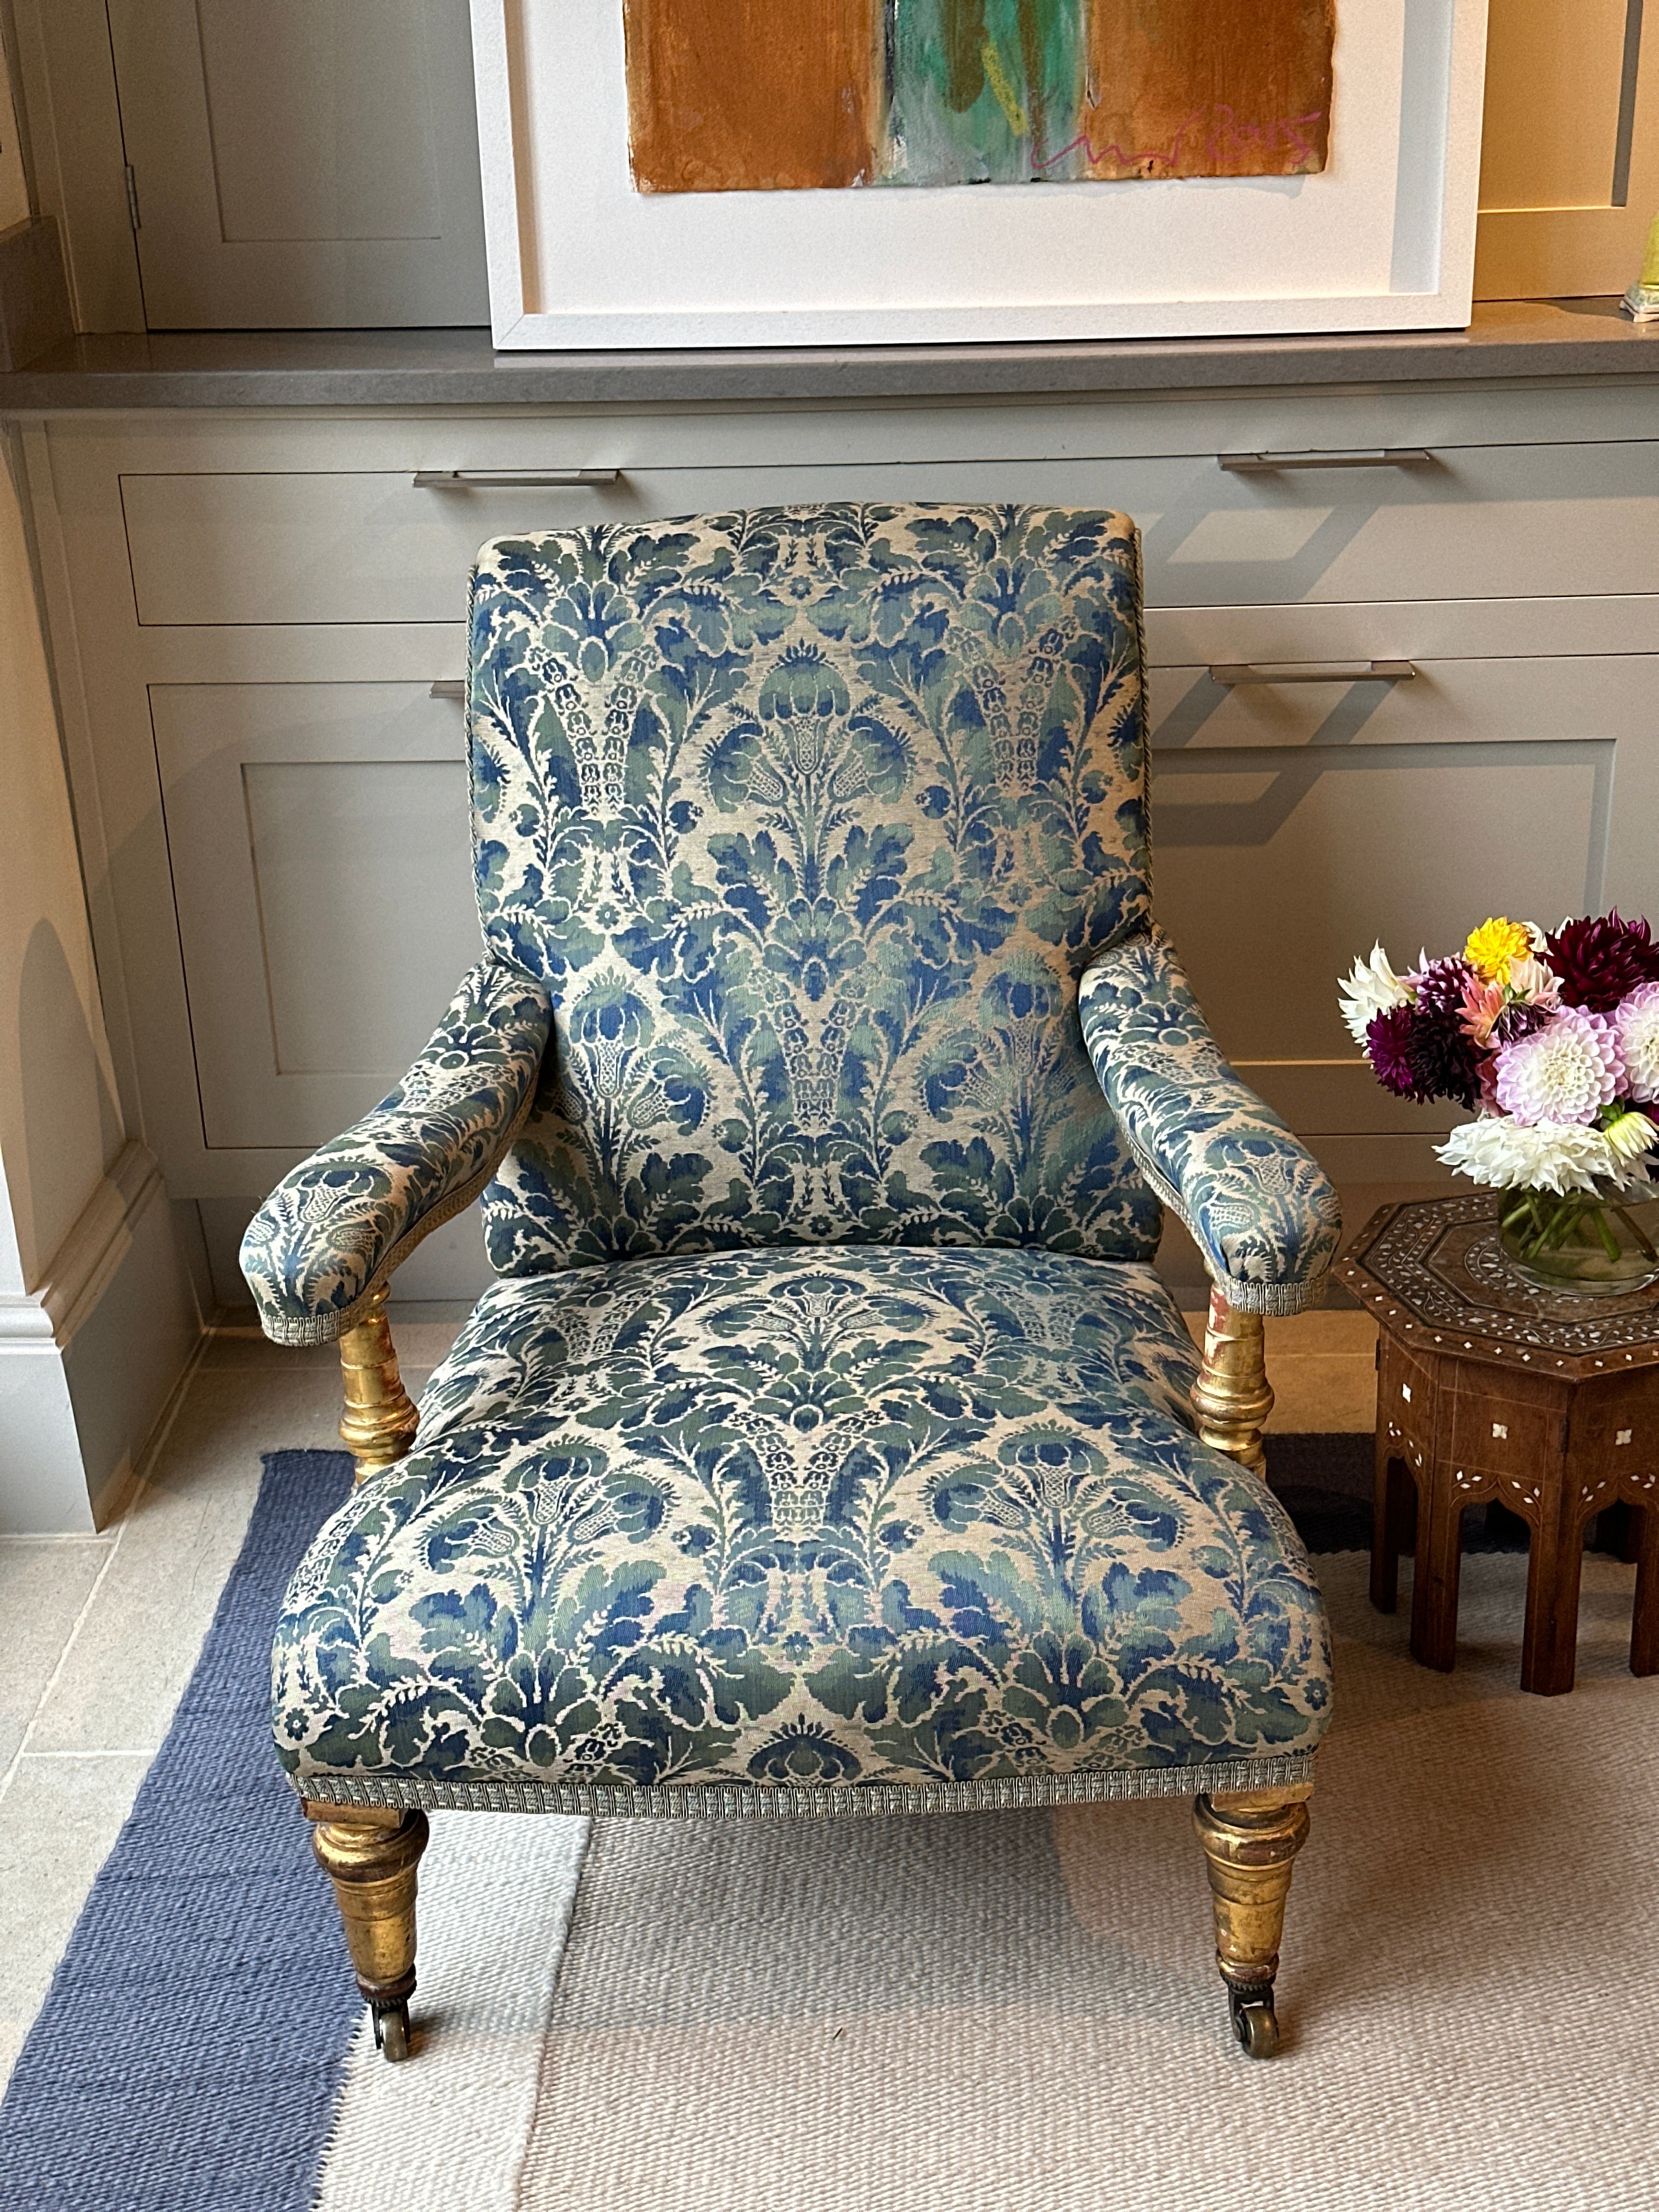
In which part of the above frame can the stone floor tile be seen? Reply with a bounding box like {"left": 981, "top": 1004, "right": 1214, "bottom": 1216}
{"left": 26, "top": 1367, "right": 343, "bottom": 1756}
{"left": 0, "top": 1539, "right": 113, "bottom": 1773}
{"left": 0, "top": 1752, "right": 150, "bottom": 2097}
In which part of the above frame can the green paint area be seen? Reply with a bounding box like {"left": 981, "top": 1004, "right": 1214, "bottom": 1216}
{"left": 884, "top": 0, "right": 1086, "bottom": 183}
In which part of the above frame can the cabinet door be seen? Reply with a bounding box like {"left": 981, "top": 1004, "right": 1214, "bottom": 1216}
{"left": 153, "top": 681, "right": 484, "bottom": 1148}
{"left": 105, "top": 0, "right": 488, "bottom": 327}
{"left": 1476, "top": 0, "right": 1659, "bottom": 298}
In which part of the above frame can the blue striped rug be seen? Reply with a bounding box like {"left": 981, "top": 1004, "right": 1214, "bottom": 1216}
{"left": 0, "top": 1436, "right": 1427, "bottom": 2209}
{"left": 0, "top": 1452, "right": 359, "bottom": 2212}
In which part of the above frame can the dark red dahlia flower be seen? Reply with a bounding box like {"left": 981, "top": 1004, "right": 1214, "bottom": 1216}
{"left": 1546, "top": 911, "right": 1659, "bottom": 1012}
{"left": 1367, "top": 989, "right": 1483, "bottom": 1110}
{"left": 1410, "top": 956, "right": 1478, "bottom": 1016}
{"left": 1366, "top": 1008, "right": 1436, "bottom": 1102}
{"left": 1409, "top": 1007, "right": 1483, "bottom": 1109}
{"left": 1394, "top": 957, "right": 1484, "bottom": 1106}
{"left": 1491, "top": 999, "right": 1551, "bottom": 1047}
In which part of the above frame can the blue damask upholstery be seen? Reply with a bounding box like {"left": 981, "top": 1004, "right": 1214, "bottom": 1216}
{"left": 1080, "top": 931, "right": 1342, "bottom": 1315}
{"left": 276, "top": 1245, "right": 1328, "bottom": 1810}
{"left": 467, "top": 505, "right": 1160, "bottom": 1272}
{"left": 242, "top": 963, "right": 551, "bottom": 1346}
{"left": 250, "top": 503, "right": 1338, "bottom": 1816}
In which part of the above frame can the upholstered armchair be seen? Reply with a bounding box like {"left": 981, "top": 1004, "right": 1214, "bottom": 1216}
{"left": 243, "top": 505, "right": 1341, "bottom": 2063}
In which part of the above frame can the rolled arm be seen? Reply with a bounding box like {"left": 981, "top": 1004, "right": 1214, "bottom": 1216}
{"left": 1079, "top": 929, "right": 1341, "bottom": 1315}
{"left": 240, "top": 960, "right": 552, "bottom": 1346}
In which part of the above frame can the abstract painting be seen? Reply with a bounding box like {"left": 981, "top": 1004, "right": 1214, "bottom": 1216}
{"left": 622, "top": 0, "right": 1335, "bottom": 193}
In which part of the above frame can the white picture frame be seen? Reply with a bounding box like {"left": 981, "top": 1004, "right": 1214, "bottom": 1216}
{"left": 471, "top": 0, "right": 1489, "bottom": 350}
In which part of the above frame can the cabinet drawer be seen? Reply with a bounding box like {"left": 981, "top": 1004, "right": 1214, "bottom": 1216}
{"left": 148, "top": 641, "right": 1656, "bottom": 1164}
{"left": 121, "top": 439, "right": 1659, "bottom": 627}
{"left": 1146, "top": 645, "right": 1658, "bottom": 1155}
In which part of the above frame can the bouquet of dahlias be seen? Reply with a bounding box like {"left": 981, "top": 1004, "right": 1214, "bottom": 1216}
{"left": 1340, "top": 911, "right": 1659, "bottom": 1288}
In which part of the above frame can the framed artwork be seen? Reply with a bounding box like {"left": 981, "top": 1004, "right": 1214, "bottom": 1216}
{"left": 471, "top": 0, "right": 1489, "bottom": 348}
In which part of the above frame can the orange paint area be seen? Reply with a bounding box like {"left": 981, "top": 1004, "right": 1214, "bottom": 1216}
{"left": 622, "top": 0, "right": 1334, "bottom": 193}
{"left": 622, "top": 0, "right": 885, "bottom": 193}
{"left": 1073, "top": 0, "right": 1334, "bottom": 179}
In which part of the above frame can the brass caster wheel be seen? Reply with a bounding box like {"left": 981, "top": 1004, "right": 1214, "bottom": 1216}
{"left": 1228, "top": 1985, "right": 1279, "bottom": 2059}
{"left": 372, "top": 2000, "right": 410, "bottom": 2063}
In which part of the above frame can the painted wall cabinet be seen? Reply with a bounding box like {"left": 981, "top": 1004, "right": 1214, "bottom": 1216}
{"left": 19, "top": 381, "right": 1659, "bottom": 1302}
{"left": 105, "top": 0, "right": 489, "bottom": 328}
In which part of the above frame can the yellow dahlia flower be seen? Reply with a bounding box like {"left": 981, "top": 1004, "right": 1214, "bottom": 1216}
{"left": 1464, "top": 917, "right": 1534, "bottom": 981}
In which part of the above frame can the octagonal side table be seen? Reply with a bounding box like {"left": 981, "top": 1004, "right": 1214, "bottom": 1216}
{"left": 1342, "top": 1194, "right": 1659, "bottom": 1696}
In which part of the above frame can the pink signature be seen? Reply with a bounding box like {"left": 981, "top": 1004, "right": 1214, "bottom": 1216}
{"left": 1034, "top": 105, "right": 1328, "bottom": 174}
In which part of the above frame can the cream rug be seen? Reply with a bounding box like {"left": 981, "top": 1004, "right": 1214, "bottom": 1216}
{"left": 314, "top": 1553, "right": 1657, "bottom": 2212}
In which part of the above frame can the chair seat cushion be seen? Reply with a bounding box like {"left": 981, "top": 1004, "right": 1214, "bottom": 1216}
{"left": 274, "top": 1246, "right": 1330, "bottom": 1810}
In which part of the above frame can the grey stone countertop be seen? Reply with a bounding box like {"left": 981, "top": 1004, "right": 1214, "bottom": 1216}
{"left": 1, "top": 298, "right": 1656, "bottom": 410}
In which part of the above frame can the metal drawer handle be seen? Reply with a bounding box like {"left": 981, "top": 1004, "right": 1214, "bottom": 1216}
{"left": 1216, "top": 449, "right": 1433, "bottom": 473}
{"left": 1210, "top": 660, "right": 1417, "bottom": 685}
{"left": 412, "top": 469, "right": 622, "bottom": 488}
{"left": 429, "top": 680, "right": 465, "bottom": 699}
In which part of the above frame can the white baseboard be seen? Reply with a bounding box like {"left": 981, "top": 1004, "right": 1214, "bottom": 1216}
{"left": 0, "top": 1141, "right": 201, "bottom": 1531}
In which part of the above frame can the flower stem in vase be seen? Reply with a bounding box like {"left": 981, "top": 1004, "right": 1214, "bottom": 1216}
{"left": 1611, "top": 1204, "right": 1659, "bottom": 1261}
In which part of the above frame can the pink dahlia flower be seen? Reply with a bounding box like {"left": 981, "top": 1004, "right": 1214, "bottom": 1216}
{"left": 1614, "top": 980, "right": 1659, "bottom": 1104}
{"left": 1494, "top": 1006, "right": 1625, "bottom": 1126}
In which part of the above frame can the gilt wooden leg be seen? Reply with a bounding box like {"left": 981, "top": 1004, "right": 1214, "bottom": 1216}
{"left": 1193, "top": 1785, "right": 1312, "bottom": 2058}
{"left": 337, "top": 1284, "right": 419, "bottom": 1483}
{"left": 304, "top": 1803, "right": 428, "bottom": 2061}
{"left": 1190, "top": 1290, "right": 1272, "bottom": 1475}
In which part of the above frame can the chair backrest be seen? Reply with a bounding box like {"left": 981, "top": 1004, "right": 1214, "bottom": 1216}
{"left": 469, "top": 503, "right": 1160, "bottom": 1272}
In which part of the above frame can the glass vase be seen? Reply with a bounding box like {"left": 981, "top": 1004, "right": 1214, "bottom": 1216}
{"left": 1497, "top": 1182, "right": 1659, "bottom": 1297}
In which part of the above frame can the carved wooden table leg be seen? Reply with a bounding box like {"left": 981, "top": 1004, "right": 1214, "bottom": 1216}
{"left": 1193, "top": 1786, "right": 1312, "bottom": 2059}
{"left": 1597, "top": 1501, "right": 1640, "bottom": 1564}
{"left": 1409, "top": 1460, "right": 1465, "bottom": 1673}
{"left": 1345, "top": 1195, "right": 1659, "bottom": 1696}
{"left": 1370, "top": 1445, "right": 1414, "bottom": 1615}
{"left": 1633, "top": 1504, "right": 1659, "bottom": 1677}
{"left": 1520, "top": 1444, "right": 1586, "bottom": 1697}
{"left": 337, "top": 1284, "right": 419, "bottom": 1483}
{"left": 304, "top": 1802, "right": 429, "bottom": 2062}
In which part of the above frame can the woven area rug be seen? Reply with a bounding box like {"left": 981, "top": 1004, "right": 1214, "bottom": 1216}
{"left": 2, "top": 1446, "right": 1654, "bottom": 2210}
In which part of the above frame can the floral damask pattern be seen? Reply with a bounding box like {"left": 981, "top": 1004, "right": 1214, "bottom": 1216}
{"left": 1080, "top": 931, "right": 1342, "bottom": 1314}
{"left": 250, "top": 503, "right": 1341, "bottom": 1814}
{"left": 273, "top": 1244, "right": 1331, "bottom": 1797}
{"left": 467, "top": 505, "right": 1162, "bottom": 1272}
{"left": 241, "top": 962, "right": 551, "bottom": 1345}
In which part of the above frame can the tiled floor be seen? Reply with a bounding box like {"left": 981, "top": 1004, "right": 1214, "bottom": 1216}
{"left": 0, "top": 1306, "right": 462, "bottom": 2094}
{"left": 0, "top": 1299, "right": 1377, "bottom": 2094}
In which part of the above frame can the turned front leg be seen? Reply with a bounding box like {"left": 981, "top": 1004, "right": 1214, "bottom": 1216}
{"left": 1193, "top": 1785, "right": 1312, "bottom": 2058}
{"left": 337, "top": 1284, "right": 419, "bottom": 1482}
{"left": 304, "top": 1802, "right": 429, "bottom": 2062}
{"left": 1190, "top": 1290, "right": 1273, "bottom": 1474}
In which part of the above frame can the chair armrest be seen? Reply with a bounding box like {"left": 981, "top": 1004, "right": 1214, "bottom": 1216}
{"left": 1079, "top": 929, "right": 1341, "bottom": 1315}
{"left": 239, "top": 961, "right": 552, "bottom": 1346}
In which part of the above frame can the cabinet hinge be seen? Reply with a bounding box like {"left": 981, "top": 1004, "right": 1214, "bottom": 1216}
{"left": 123, "top": 163, "right": 140, "bottom": 232}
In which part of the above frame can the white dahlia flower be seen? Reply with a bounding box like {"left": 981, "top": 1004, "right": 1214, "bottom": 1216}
{"left": 1613, "top": 981, "right": 1659, "bottom": 1104}
{"left": 1437, "top": 1115, "right": 1655, "bottom": 1196}
{"left": 1506, "top": 954, "right": 1561, "bottom": 1007}
{"left": 1338, "top": 943, "right": 1412, "bottom": 1047}
{"left": 1604, "top": 1107, "right": 1659, "bottom": 1166}
{"left": 1493, "top": 1006, "right": 1624, "bottom": 1126}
